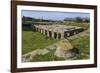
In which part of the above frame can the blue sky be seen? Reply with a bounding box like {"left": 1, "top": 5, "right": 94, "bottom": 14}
{"left": 22, "top": 10, "right": 90, "bottom": 21}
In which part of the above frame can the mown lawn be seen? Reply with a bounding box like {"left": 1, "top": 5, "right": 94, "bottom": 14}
{"left": 22, "top": 31, "right": 58, "bottom": 54}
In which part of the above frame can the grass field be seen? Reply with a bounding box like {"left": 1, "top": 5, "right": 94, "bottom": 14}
{"left": 22, "top": 31, "right": 58, "bottom": 54}
{"left": 67, "top": 29, "right": 90, "bottom": 59}
{"left": 22, "top": 21, "right": 90, "bottom": 61}
{"left": 25, "top": 21, "right": 89, "bottom": 29}
{"left": 31, "top": 30, "right": 90, "bottom": 61}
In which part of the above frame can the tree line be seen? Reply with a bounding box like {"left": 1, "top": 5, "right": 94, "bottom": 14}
{"left": 64, "top": 17, "right": 90, "bottom": 23}
{"left": 22, "top": 16, "right": 90, "bottom": 23}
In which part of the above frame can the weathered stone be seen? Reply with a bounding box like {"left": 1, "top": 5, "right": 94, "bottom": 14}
{"left": 22, "top": 49, "right": 50, "bottom": 62}
{"left": 33, "top": 24, "right": 84, "bottom": 39}
{"left": 37, "top": 49, "right": 49, "bottom": 55}
{"left": 54, "top": 40, "right": 74, "bottom": 59}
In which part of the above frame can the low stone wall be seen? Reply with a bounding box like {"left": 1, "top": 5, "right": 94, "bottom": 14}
{"left": 32, "top": 24, "right": 84, "bottom": 39}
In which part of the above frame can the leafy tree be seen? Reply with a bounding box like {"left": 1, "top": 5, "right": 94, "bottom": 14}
{"left": 75, "top": 17, "right": 82, "bottom": 23}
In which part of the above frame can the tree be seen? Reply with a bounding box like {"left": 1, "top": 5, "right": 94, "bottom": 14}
{"left": 64, "top": 18, "right": 73, "bottom": 21}
{"left": 75, "top": 17, "right": 82, "bottom": 23}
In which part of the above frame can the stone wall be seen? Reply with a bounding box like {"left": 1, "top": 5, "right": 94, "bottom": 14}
{"left": 32, "top": 24, "right": 84, "bottom": 39}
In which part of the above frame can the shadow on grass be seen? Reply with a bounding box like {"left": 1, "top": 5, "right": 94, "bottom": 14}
{"left": 22, "top": 24, "right": 33, "bottom": 31}
{"left": 70, "top": 47, "right": 79, "bottom": 55}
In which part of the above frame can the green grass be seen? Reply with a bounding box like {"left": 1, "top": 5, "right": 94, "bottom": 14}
{"left": 67, "top": 30, "right": 90, "bottom": 59}
{"left": 24, "top": 21, "right": 89, "bottom": 29}
{"left": 22, "top": 20, "right": 90, "bottom": 60}
{"left": 32, "top": 49, "right": 65, "bottom": 62}
{"left": 22, "top": 31, "right": 58, "bottom": 54}
{"left": 63, "top": 22, "right": 89, "bottom": 30}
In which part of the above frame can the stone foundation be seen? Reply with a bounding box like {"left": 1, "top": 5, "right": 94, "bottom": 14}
{"left": 33, "top": 24, "right": 84, "bottom": 39}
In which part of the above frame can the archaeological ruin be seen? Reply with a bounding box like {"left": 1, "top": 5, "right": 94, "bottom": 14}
{"left": 32, "top": 24, "right": 84, "bottom": 39}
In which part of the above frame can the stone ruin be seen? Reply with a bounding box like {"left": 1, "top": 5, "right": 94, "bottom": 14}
{"left": 32, "top": 24, "right": 84, "bottom": 39}
{"left": 22, "top": 24, "right": 83, "bottom": 62}
{"left": 55, "top": 40, "right": 79, "bottom": 59}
